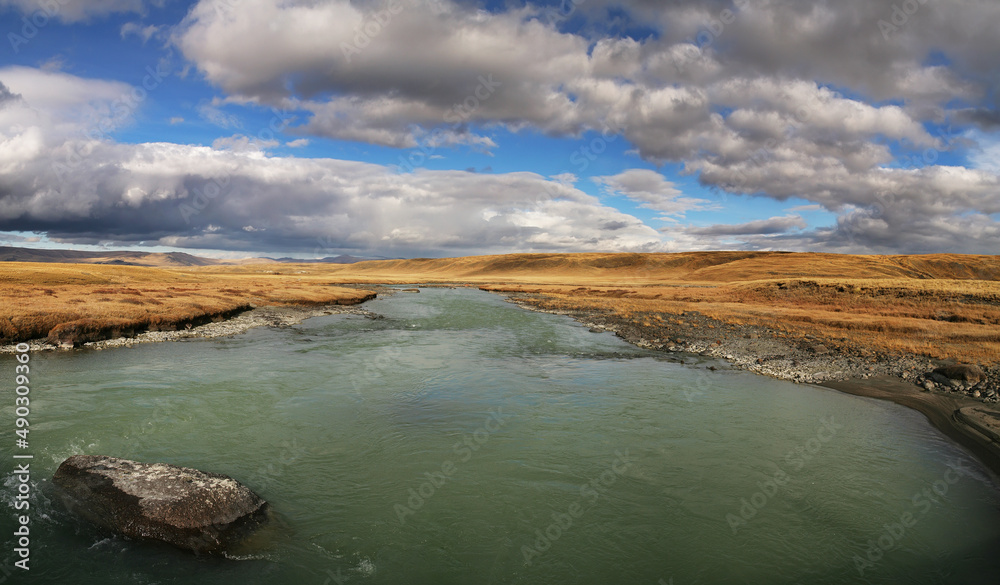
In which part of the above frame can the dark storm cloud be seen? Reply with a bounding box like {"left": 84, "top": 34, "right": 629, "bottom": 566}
{"left": 955, "top": 108, "right": 1000, "bottom": 130}
{"left": 2, "top": 0, "right": 999, "bottom": 254}
{"left": 0, "top": 68, "right": 668, "bottom": 255}
{"left": 171, "top": 0, "right": 1000, "bottom": 256}
{"left": 686, "top": 215, "right": 807, "bottom": 237}
{"left": 0, "top": 81, "right": 20, "bottom": 105}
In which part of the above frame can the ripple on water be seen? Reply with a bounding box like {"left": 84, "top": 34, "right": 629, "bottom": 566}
{"left": 10, "top": 287, "right": 1000, "bottom": 585}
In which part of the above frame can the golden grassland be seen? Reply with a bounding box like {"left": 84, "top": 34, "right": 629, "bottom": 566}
{"left": 478, "top": 279, "right": 1000, "bottom": 362}
{"left": 2, "top": 251, "right": 1000, "bottom": 362}
{"left": 0, "top": 262, "right": 373, "bottom": 344}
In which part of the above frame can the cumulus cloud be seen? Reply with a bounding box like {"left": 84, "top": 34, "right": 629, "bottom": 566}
{"left": 197, "top": 103, "right": 242, "bottom": 129}
{"left": 594, "top": 169, "right": 708, "bottom": 218}
{"left": 121, "top": 22, "right": 162, "bottom": 43}
{"left": 956, "top": 108, "right": 1000, "bottom": 131}
{"left": 172, "top": 0, "right": 984, "bottom": 148}
{"left": 169, "top": 1, "right": 1000, "bottom": 251}
{"left": 0, "top": 66, "right": 668, "bottom": 256}
{"left": 1, "top": 0, "right": 149, "bottom": 22}
{"left": 0, "top": 81, "right": 21, "bottom": 105}
{"left": 7, "top": 0, "right": 1000, "bottom": 255}
{"left": 686, "top": 215, "right": 807, "bottom": 237}
{"left": 968, "top": 134, "right": 1000, "bottom": 175}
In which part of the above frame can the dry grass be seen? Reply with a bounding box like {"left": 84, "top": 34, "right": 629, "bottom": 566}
{"left": 3, "top": 251, "right": 1000, "bottom": 362}
{"left": 187, "top": 252, "right": 1000, "bottom": 363}
{"left": 286, "top": 251, "right": 1000, "bottom": 285}
{"left": 0, "top": 262, "right": 374, "bottom": 344}
{"left": 478, "top": 278, "right": 1000, "bottom": 362}
{"left": 270, "top": 250, "right": 999, "bottom": 364}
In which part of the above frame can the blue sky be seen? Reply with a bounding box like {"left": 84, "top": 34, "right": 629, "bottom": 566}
{"left": 0, "top": 0, "right": 997, "bottom": 258}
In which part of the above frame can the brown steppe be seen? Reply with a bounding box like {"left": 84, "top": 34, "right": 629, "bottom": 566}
{"left": 0, "top": 261, "right": 374, "bottom": 345}
{"left": 321, "top": 251, "right": 1000, "bottom": 364}
{"left": 3, "top": 251, "right": 1000, "bottom": 365}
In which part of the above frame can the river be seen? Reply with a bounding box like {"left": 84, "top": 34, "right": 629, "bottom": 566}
{"left": 6, "top": 287, "right": 1000, "bottom": 584}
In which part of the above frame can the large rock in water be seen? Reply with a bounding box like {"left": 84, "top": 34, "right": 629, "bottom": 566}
{"left": 52, "top": 455, "right": 268, "bottom": 554}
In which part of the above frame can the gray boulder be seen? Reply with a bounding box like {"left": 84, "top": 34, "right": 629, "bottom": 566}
{"left": 53, "top": 455, "right": 268, "bottom": 555}
{"left": 929, "top": 372, "right": 959, "bottom": 388}
{"left": 933, "top": 364, "right": 984, "bottom": 385}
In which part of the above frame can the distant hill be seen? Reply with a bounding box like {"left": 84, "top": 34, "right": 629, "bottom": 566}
{"left": 264, "top": 255, "right": 376, "bottom": 264}
{"left": 0, "top": 246, "right": 388, "bottom": 267}
{"left": 0, "top": 246, "right": 269, "bottom": 268}
{"left": 2, "top": 247, "right": 998, "bottom": 282}
{"left": 0, "top": 246, "right": 230, "bottom": 267}
{"left": 317, "top": 251, "right": 1000, "bottom": 283}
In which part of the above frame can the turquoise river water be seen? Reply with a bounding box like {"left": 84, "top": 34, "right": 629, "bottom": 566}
{"left": 3, "top": 287, "right": 1000, "bottom": 584}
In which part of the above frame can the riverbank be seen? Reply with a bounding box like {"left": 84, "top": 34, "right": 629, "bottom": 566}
{"left": 494, "top": 290, "right": 999, "bottom": 391}
{"left": 491, "top": 289, "right": 1000, "bottom": 479}
{"left": 822, "top": 377, "right": 1000, "bottom": 481}
{"left": 0, "top": 261, "right": 379, "bottom": 346}
{"left": 0, "top": 302, "right": 381, "bottom": 353}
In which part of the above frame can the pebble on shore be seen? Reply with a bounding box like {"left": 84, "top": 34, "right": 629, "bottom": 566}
{"left": 500, "top": 292, "right": 1000, "bottom": 404}
{"left": 0, "top": 304, "right": 375, "bottom": 353}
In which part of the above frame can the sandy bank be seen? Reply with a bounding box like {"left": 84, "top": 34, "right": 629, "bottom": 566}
{"left": 822, "top": 377, "right": 1000, "bottom": 480}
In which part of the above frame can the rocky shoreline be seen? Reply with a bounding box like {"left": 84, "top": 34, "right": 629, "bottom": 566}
{"left": 0, "top": 303, "right": 377, "bottom": 353}
{"left": 496, "top": 291, "right": 1000, "bottom": 404}
{"left": 496, "top": 290, "right": 1000, "bottom": 478}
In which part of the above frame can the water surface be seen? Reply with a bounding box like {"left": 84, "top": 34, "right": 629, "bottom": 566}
{"left": 5, "top": 287, "right": 1000, "bottom": 584}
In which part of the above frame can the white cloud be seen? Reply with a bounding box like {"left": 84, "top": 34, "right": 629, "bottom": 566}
{"left": 1, "top": 0, "right": 148, "bottom": 23}
{"left": 594, "top": 169, "right": 708, "bottom": 218}
{"left": 8, "top": 0, "right": 1000, "bottom": 255}
{"left": 121, "top": 22, "right": 162, "bottom": 44}
{"left": 211, "top": 134, "right": 278, "bottom": 152}
{"left": 968, "top": 132, "right": 1000, "bottom": 175}
{"left": 0, "top": 67, "right": 669, "bottom": 256}
{"left": 686, "top": 215, "right": 807, "bottom": 236}
{"left": 197, "top": 103, "right": 242, "bottom": 129}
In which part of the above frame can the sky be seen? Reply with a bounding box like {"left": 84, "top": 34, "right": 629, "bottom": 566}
{"left": 0, "top": 0, "right": 997, "bottom": 259}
